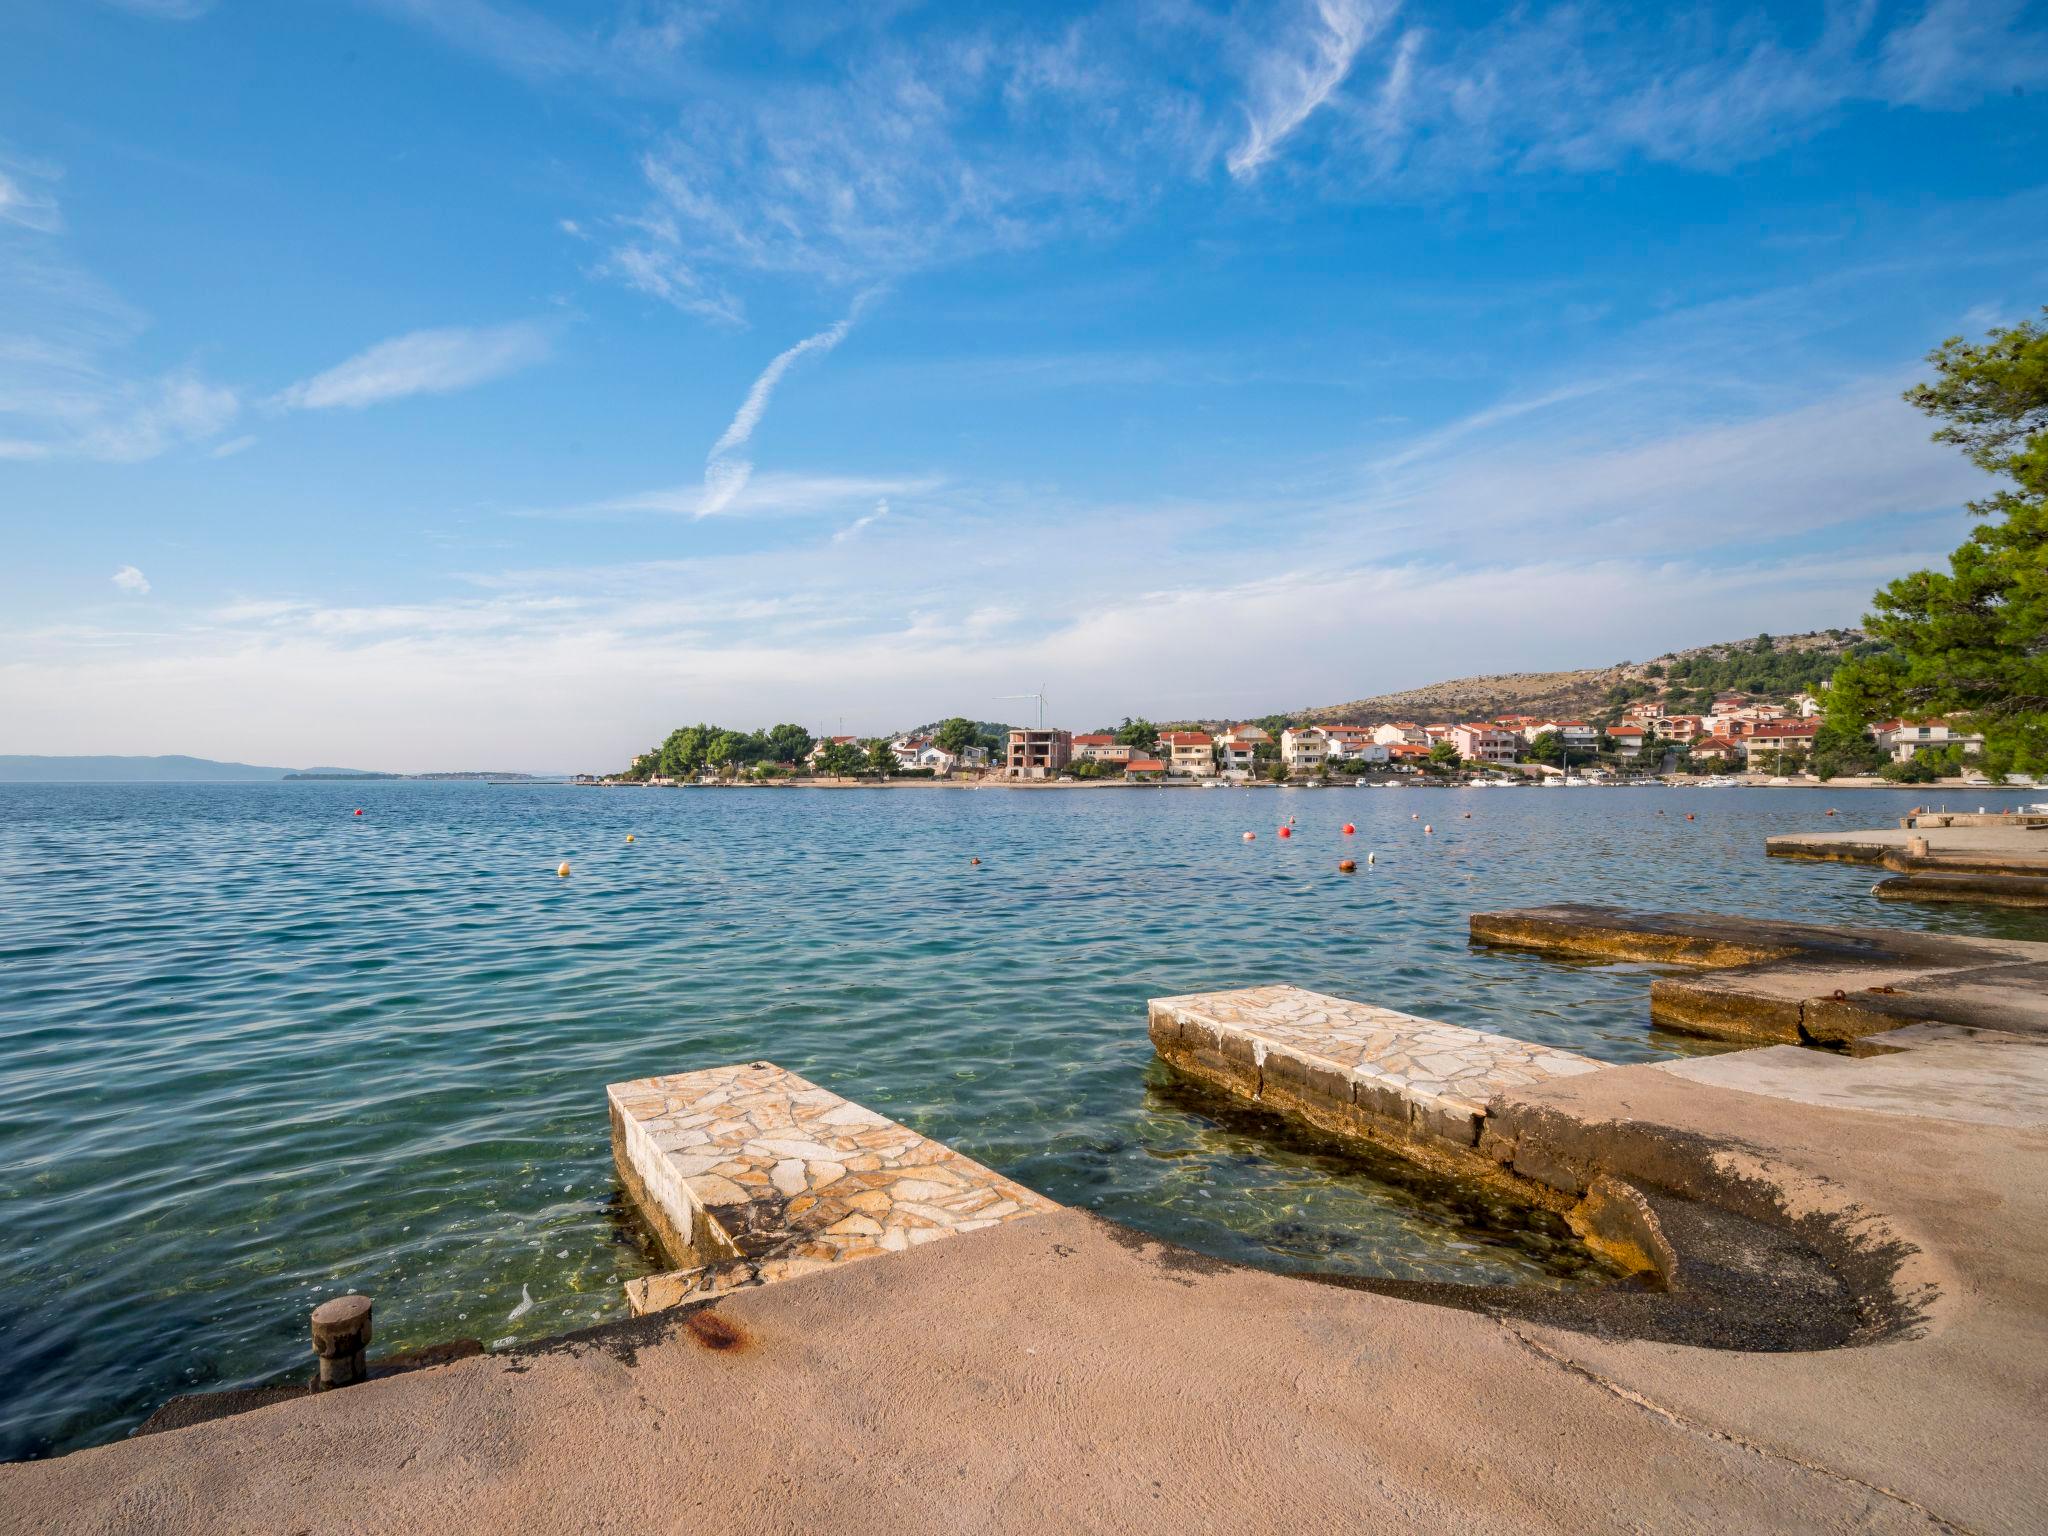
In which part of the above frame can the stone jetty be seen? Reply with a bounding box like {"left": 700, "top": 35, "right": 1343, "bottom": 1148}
{"left": 1147, "top": 985, "right": 1602, "bottom": 1182}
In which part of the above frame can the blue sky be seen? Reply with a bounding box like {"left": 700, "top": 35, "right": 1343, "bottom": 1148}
{"left": 2, "top": 0, "right": 2045, "bottom": 770}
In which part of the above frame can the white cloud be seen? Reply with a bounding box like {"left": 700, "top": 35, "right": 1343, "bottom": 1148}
{"left": 209, "top": 434, "right": 257, "bottom": 458}
{"left": 834, "top": 499, "right": 889, "bottom": 543}
{"left": 1228, "top": 0, "right": 1390, "bottom": 180}
{"left": 521, "top": 471, "right": 943, "bottom": 522}
{"left": 270, "top": 321, "right": 554, "bottom": 412}
{"left": 600, "top": 236, "right": 743, "bottom": 326}
{"left": 111, "top": 565, "right": 151, "bottom": 595}
{"left": 0, "top": 166, "right": 62, "bottom": 233}
{"left": 99, "top": 0, "right": 216, "bottom": 17}
{"left": 362, "top": 0, "right": 710, "bottom": 88}
{"left": 0, "top": 150, "right": 242, "bottom": 461}
{"left": 695, "top": 297, "right": 872, "bottom": 517}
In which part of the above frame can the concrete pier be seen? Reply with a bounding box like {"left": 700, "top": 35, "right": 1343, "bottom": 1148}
{"left": 1148, "top": 985, "right": 1603, "bottom": 1178}
{"left": 1767, "top": 819, "right": 2048, "bottom": 907}
{"left": 1471, "top": 902, "right": 2048, "bottom": 1045}
{"left": 609, "top": 1061, "right": 1059, "bottom": 1315}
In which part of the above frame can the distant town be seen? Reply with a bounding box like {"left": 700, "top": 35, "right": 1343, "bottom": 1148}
{"left": 599, "top": 683, "right": 1997, "bottom": 789}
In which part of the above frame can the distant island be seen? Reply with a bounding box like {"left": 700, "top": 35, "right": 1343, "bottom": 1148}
{"left": 0, "top": 756, "right": 566, "bottom": 784}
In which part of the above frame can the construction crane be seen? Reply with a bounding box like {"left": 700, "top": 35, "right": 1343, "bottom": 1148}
{"left": 995, "top": 686, "right": 1049, "bottom": 729}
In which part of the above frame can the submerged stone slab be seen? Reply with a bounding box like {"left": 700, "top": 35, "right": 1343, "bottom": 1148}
{"left": 1470, "top": 903, "right": 2048, "bottom": 1044}
{"left": 609, "top": 1061, "right": 1059, "bottom": 1315}
{"left": 1148, "top": 985, "right": 1605, "bottom": 1171}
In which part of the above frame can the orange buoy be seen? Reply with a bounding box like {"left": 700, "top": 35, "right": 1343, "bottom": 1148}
{"left": 970, "top": 857, "right": 981, "bottom": 865}
{"left": 1278, "top": 826, "right": 1292, "bottom": 839}
{"left": 1685, "top": 813, "right": 1695, "bottom": 821}
{"left": 1342, "top": 823, "right": 1355, "bottom": 835}
{"left": 1338, "top": 859, "right": 1357, "bottom": 873}
{"left": 1243, "top": 831, "right": 1256, "bottom": 841}
{"left": 557, "top": 861, "right": 571, "bottom": 877}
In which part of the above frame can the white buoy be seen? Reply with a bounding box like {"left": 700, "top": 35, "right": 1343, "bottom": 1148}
{"left": 1367, "top": 851, "right": 1376, "bottom": 865}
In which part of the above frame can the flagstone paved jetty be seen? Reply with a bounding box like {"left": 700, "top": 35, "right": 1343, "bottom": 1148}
{"left": 609, "top": 1061, "right": 1059, "bottom": 1315}
{"left": 1148, "top": 985, "right": 1604, "bottom": 1177}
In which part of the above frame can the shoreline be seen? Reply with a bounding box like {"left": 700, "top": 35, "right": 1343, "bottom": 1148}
{"left": 580, "top": 774, "right": 2037, "bottom": 794}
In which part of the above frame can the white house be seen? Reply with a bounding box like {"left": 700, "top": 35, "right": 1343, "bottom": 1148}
{"left": 1280, "top": 727, "right": 1329, "bottom": 772}
{"left": 1372, "top": 722, "right": 1426, "bottom": 747}
{"left": 1214, "top": 725, "right": 1267, "bottom": 777}
{"left": 1159, "top": 731, "right": 1217, "bottom": 777}
{"left": 1321, "top": 726, "right": 1388, "bottom": 763}
{"left": 1868, "top": 719, "right": 1984, "bottom": 762}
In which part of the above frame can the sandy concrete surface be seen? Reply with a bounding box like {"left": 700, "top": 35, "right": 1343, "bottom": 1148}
{"left": 1471, "top": 903, "right": 2048, "bottom": 1044}
{"left": 1768, "top": 823, "right": 2048, "bottom": 876}
{"left": 8, "top": 1029, "right": 2048, "bottom": 1536}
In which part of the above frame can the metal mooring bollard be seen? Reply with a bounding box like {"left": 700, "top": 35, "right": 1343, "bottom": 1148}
{"left": 311, "top": 1294, "right": 373, "bottom": 1390}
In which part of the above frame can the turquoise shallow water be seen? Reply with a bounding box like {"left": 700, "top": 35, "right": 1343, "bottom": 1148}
{"left": 2, "top": 780, "right": 2042, "bottom": 1460}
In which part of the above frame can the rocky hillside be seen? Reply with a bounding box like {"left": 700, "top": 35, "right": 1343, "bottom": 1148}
{"left": 1292, "top": 629, "right": 1872, "bottom": 726}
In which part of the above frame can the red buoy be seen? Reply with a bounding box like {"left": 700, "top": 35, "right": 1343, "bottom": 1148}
{"left": 1686, "top": 812, "right": 1696, "bottom": 821}
{"left": 1342, "top": 823, "right": 1356, "bottom": 835}
{"left": 1278, "top": 826, "right": 1292, "bottom": 839}
{"left": 1338, "top": 859, "right": 1357, "bottom": 873}
{"left": 353, "top": 808, "right": 363, "bottom": 817}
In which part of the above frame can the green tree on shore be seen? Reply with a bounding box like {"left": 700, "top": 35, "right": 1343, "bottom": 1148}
{"left": 866, "top": 738, "right": 897, "bottom": 775}
{"left": 1828, "top": 310, "right": 2048, "bottom": 772}
{"left": 764, "top": 723, "right": 813, "bottom": 765}
{"left": 815, "top": 740, "right": 864, "bottom": 776}
{"left": 934, "top": 717, "right": 979, "bottom": 755}
{"left": 1114, "top": 717, "right": 1159, "bottom": 752}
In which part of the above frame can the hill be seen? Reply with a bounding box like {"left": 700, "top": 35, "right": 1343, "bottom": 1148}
{"left": 1292, "top": 629, "right": 1875, "bottom": 726}
{"left": 0, "top": 755, "right": 378, "bottom": 783}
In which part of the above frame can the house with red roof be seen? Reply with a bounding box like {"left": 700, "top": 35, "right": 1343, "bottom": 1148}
{"left": 1159, "top": 730, "right": 1216, "bottom": 778}
{"left": 1070, "top": 733, "right": 1134, "bottom": 766}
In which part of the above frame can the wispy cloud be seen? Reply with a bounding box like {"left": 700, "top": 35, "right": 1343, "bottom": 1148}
{"left": 695, "top": 296, "right": 874, "bottom": 517}
{"left": 1228, "top": 0, "right": 1390, "bottom": 180}
{"left": 111, "top": 565, "right": 151, "bottom": 595}
{"left": 360, "top": 0, "right": 710, "bottom": 89}
{"left": 209, "top": 434, "right": 257, "bottom": 459}
{"left": 519, "top": 471, "right": 943, "bottom": 522}
{"left": 270, "top": 321, "right": 553, "bottom": 412}
{"left": 0, "top": 157, "right": 63, "bottom": 233}
{"left": 99, "top": 0, "right": 216, "bottom": 17}
{"left": 833, "top": 499, "right": 889, "bottom": 543}
{"left": 0, "top": 151, "right": 233, "bottom": 461}
{"left": 600, "top": 232, "right": 744, "bottom": 326}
